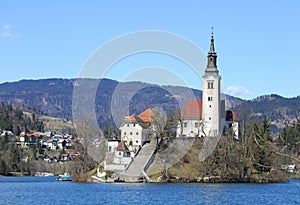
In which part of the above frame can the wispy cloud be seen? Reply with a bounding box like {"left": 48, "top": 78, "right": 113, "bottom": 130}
{"left": 1, "top": 25, "right": 13, "bottom": 37}
{"left": 225, "top": 85, "right": 255, "bottom": 98}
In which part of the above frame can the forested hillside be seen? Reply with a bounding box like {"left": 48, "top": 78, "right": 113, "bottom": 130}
{"left": 0, "top": 103, "right": 45, "bottom": 175}
{"left": 0, "top": 102, "right": 44, "bottom": 135}
{"left": 0, "top": 78, "right": 299, "bottom": 133}
{"left": 234, "top": 94, "right": 300, "bottom": 135}
{"left": 0, "top": 78, "right": 242, "bottom": 128}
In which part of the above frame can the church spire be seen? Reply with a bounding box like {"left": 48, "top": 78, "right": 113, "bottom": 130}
{"left": 209, "top": 27, "right": 215, "bottom": 53}
{"left": 205, "top": 27, "right": 218, "bottom": 73}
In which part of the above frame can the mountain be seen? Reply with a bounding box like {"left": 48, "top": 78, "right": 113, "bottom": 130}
{"left": 236, "top": 94, "right": 300, "bottom": 133}
{"left": 0, "top": 79, "right": 75, "bottom": 118}
{"left": 2, "top": 78, "right": 299, "bottom": 132}
{"left": 0, "top": 78, "right": 242, "bottom": 128}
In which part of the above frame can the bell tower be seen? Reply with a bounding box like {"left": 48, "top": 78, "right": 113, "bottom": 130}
{"left": 202, "top": 29, "right": 221, "bottom": 136}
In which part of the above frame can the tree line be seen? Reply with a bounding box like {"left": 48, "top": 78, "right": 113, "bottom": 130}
{"left": 150, "top": 112, "right": 300, "bottom": 183}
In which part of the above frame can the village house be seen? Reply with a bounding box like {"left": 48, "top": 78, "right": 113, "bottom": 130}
{"left": 107, "top": 139, "right": 120, "bottom": 153}
{"left": 1, "top": 130, "right": 14, "bottom": 137}
{"left": 19, "top": 132, "right": 43, "bottom": 148}
{"left": 61, "top": 153, "right": 72, "bottom": 162}
{"left": 43, "top": 155, "right": 58, "bottom": 163}
{"left": 104, "top": 109, "right": 156, "bottom": 171}
{"left": 43, "top": 139, "right": 58, "bottom": 150}
{"left": 119, "top": 109, "right": 153, "bottom": 150}
{"left": 104, "top": 141, "right": 132, "bottom": 171}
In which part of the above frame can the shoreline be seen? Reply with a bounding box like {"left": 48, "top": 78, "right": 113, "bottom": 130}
{"left": 0, "top": 174, "right": 291, "bottom": 184}
{"left": 2, "top": 171, "right": 296, "bottom": 184}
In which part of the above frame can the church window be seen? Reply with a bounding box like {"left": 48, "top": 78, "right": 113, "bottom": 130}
{"left": 133, "top": 123, "right": 136, "bottom": 127}
{"left": 130, "top": 132, "right": 132, "bottom": 135}
{"left": 209, "top": 117, "right": 211, "bottom": 120}
{"left": 195, "top": 122, "right": 199, "bottom": 128}
{"left": 208, "top": 81, "right": 214, "bottom": 89}
{"left": 136, "top": 132, "right": 139, "bottom": 135}
{"left": 208, "top": 97, "right": 213, "bottom": 101}
{"left": 183, "top": 122, "right": 187, "bottom": 128}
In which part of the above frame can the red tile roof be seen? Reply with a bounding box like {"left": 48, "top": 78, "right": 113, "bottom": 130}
{"left": 116, "top": 141, "right": 129, "bottom": 151}
{"left": 20, "top": 132, "right": 41, "bottom": 138}
{"left": 180, "top": 100, "right": 202, "bottom": 119}
{"left": 123, "top": 114, "right": 150, "bottom": 129}
{"left": 138, "top": 108, "right": 152, "bottom": 122}
{"left": 128, "top": 115, "right": 136, "bottom": 122}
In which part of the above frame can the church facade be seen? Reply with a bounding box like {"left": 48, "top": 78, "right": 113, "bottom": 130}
{"left": 176, "top": 31, "right": 239, "bottom": 138}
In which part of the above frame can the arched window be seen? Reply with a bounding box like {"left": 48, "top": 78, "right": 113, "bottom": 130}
{"left": 208, "top": 81, "right": 214, "bottom": 89}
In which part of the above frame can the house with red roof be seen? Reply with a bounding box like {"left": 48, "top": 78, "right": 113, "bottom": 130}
{"left": 19, "top": 132, "right": 43, "bottom": 148}
{"left": 119, "top": 110, "right": 152, "bottom": 150}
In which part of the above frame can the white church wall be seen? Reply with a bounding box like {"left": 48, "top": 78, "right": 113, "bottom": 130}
{"left": 176, "top": 119, "right": 202, "bottom": 137}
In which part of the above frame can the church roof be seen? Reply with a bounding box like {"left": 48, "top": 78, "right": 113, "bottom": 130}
{"left": 180, "top": 100, "right": 202, "bottom": 119}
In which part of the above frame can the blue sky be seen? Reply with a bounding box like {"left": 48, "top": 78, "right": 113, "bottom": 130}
{"left": 1, "top": 0, "right": 299, "bottom": 99}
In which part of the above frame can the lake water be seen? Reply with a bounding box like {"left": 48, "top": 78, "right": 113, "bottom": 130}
{"left": 0, "top": 177, "right": 299, "bottom": 205}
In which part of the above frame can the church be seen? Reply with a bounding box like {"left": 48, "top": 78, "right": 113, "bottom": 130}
{"left": 176, "top": 31, "right": 239, "bottom": 138}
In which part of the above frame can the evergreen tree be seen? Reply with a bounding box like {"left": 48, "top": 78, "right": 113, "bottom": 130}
{"left": 9, "top": 144, "right": 21, "bottom": 171}
{"left": 0, "top": 159, "right": 6, "bottom": 175}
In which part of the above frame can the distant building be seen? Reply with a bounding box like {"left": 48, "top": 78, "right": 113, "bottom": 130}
{"left": 19, "top": 132, "right": 43, "bottom": 147}
{"left": 0, "top": 130, "right": 14, "bottom": 137}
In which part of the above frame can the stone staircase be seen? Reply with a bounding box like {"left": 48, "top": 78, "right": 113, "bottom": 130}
{"left": 120, "top": 140, "right": 157, "bottom": 182}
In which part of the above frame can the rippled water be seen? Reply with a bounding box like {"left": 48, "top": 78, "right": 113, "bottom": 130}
{"left": 0, "top": 177, "right": 299, "bottom": 205}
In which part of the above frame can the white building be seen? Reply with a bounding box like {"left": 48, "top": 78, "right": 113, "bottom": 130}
{"left": 104, "top": 141, "right": 132, "bottom": 171}
{"left": 119, "top": 114, "right": 150, "bottom": 149}
{"left": 107, "top": 139, "right": 120, "bottom": 153}
{"left": 177, "top": 100, "right": 203, "bottom": 137}
{"left": 176, "top": 31, "right": 239, "bottom": 138}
